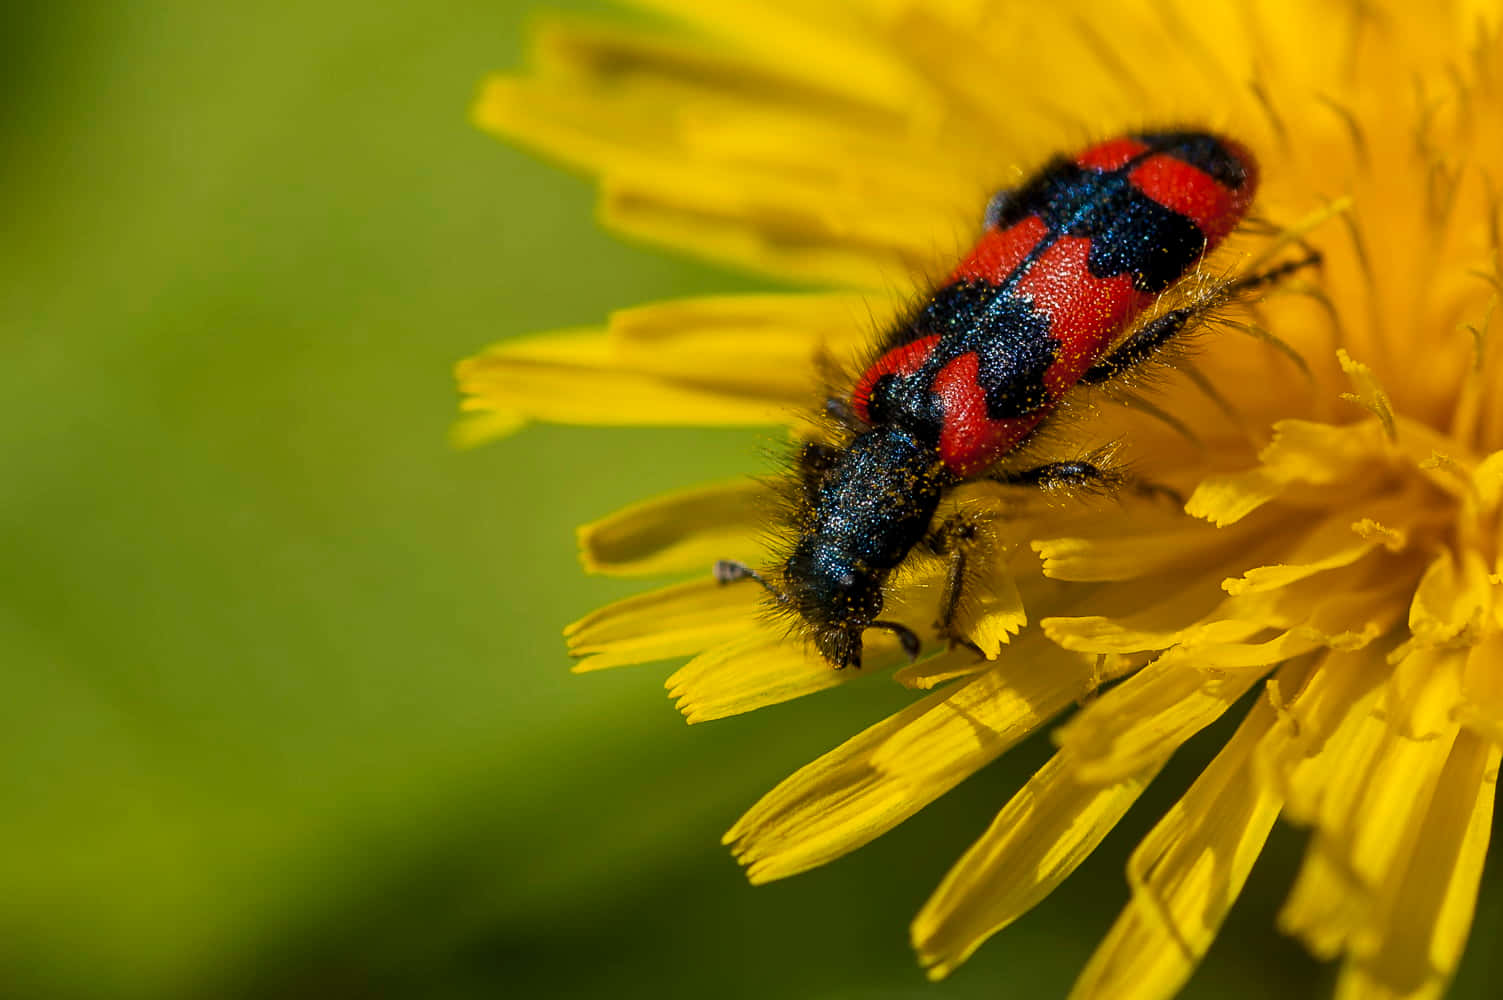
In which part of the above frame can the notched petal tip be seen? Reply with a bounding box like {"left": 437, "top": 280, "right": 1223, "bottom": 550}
{"left": 912, "top": 752, "right": 1166, "bottom": 982}
{"left": 666, "top": 634, "right": 853, "bottom": 724}
{"left": 953, "top": 569, "right": 1026, "bottom": 656}
{"left": 1185, "top": 469, "right": 1283, "bottom": 526}
{"left": 724, "top": 639, "right": 1109, "bottom": 885}
{"left": 1186, "top": 418, "right": 1398, "bottom": 527}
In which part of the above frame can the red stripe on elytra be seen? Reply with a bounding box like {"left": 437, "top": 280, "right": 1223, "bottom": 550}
{"left": 1129, "top": 144, "right": 1257, "bottom": 246}
{"left": 1010, "top": 237, "right": 1150, "bottom": 394}
{"left": 950, "top": 216, "right": 1049, "bottom": 284}
{"left": 1075, "top": 136, "right": 1149, "bottom": 171}
{"left": 851, "top": 334, "right": 940, "bottom": 422}
{"left": 932, "top": 352, "right": 1043, "bottom": 476}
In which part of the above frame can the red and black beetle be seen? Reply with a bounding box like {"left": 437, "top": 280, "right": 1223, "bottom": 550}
{"left": 719, "top": 131, "right": 1306, "bottom": 667}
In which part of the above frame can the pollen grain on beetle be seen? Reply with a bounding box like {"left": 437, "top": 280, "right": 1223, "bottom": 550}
{"left": 458, "top": 2, "right": 1503, "bottom": 998}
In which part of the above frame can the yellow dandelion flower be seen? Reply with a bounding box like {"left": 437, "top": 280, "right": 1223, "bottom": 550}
{"left": 459, "top": 2, "right": 1503, "bottom": 997}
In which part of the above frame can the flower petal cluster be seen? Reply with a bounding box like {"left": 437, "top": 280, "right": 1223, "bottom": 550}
{"left": 459, "top": 2, "right": 1503, "bottom": 996}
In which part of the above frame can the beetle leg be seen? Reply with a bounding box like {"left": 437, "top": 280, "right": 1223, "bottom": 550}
{"left": 1084, "top": 251, "right": 1321, "bottom": 385}
{"left": 925, "top": 516, "right": 985, "bottom": 653}
{"left": 992, "top": 459, "right": 1124, "bottom": 491}
{"left": 1081, "top": 309, "right": 1196, "bottom": 385}
{"left": 992, "top": 459, "right": 1182, "bottom": 505}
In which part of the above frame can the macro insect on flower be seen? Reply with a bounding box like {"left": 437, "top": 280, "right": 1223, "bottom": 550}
{"left": 462, "top": 2, "right": 1503, "bottom": 996}
{"left": 718, "top": 131, "right": 1310, "bottom": 668}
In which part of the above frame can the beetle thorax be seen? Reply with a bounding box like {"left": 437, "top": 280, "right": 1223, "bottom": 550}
{"left": 783, "top": 429, "right": 945, "bottom": 647}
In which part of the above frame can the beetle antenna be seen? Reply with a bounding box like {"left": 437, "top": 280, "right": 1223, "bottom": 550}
{"left": 714, "top": 560, "right": 791, "bottom": 606}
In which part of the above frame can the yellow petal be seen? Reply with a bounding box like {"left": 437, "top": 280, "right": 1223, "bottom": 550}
{"left": 601, "top": 166, "right": 950, "bottom": 290}
{"left": 1471, "top": 449, "right": 1503, "bottom": 508}
{"left": 474, "top": 17, "right": 968, "bottom": 287}
{"left": 1042, "top": 578, "right": 1251, "bottom": 654}
{"left": 876, "top": 1, "right": 1078, "bottom": 140}
{"left": 1032, "top": 518, "right": 1253, "bottom": 583}
{"left": 1393, "top": 419, "right": 1492, "bottom": 502}
{"left": 1280, "top": 835, "right": 1367, "bottom": 961}
{"left": 1070, "top": 683, "right": 1288, "bottom": 1000}
{"left": 1043, "top": 560, "right": 1407, "bottom": 783}
{"left": 626, "top": 0, "right": 929, "bottom": 113}
{"left": 1332, "top": 729, "right": 1499, "bottom": 999}
{"left": 679, "top": 109, "right": 978, "bottom": 226}
{"left": 472, "top": 70, "right": 669, "bottom": 180}
{"left": 726, "top": 635, "right": 1107, "bottom": 883}
{"left": 1042, "top": 613, "right": 1264, "bottom": 656}
{"left": 566, "top": 578, "right": 759, "bottom": 671}
{"left": 912, "top": 752, "right": 1165, "bottom": 980}
{"left": 455, "top": 292, "right": 905, "bottom": 441}
{"left": 892, "top": 644, "right": 998, "bottom": 689}
{"left": 578, "top": 479, "right": 765, "bottom": 576}
{"left": 1249, "top": 418, "right": 1388, "bottom": 483}
{"left": 455, "top": 328, "right": 795, "bottom": 433}
{"left": 1186, "top": 419, "right": 1394, "bottom": 526}
{"left": 477, "top": 15, "right": 914, "bottom": 169}
{"left": 1416, "top": 738, "right": 1499, "bottom": 978}
{"left": 1407, "top": 547, "right": 1491, "bottom": 648}
{"left": 450, "top": 411, "right": 525, "bottom": 449}
{"left": 1220, "top": 499, "right": 1412, "bottom": 595}
{"left": 605, "top": 292, "right": 881, "bottom": 370}
{"left": 1384, "top": 645, "right": 1466, "bottom": 740}
{"left": 530, "top": 6, "right": 1000, "bottom": 290}
{"left": 1183, "top": 467, "right": 1284, "bottom": 527}
{"left": 1289, "top": 652, "right": 1459, "bottom": 835}
{"left": 1222, "top": 564, "right": 1413, "bottom": 651}
{"left": 1458, "top": 629, "right": 1503, "bottom": 742}
{"left": 666, "top": 631, "right": 906, "bottom": 722}
{"left": 1051, "top": 644, "right": 1272, "bottom": 784}
{"left": 953, "top": 564, "right": 1026, "bottom": 656}
{"left": 1254, "top": 648, "right": 1388, "bottom": 823}
{"left": 1280, "top": 653, "right": 1464, "bottom": 958}
{"left": 1331, "top": 966, "right": 1426, "bottom": 1000}
{"left": 1057, "top": 561, "right": 1405, "bottom": 658}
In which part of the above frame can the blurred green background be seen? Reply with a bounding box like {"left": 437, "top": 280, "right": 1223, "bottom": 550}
{"left": 4, "top": 2, "right": 1498, "bottom": 998}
